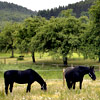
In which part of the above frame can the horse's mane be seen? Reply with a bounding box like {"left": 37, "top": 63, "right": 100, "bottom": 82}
{"left": 65, "top": 66, "right": 90, "bottom": 75}
{"left": 76, "top": 66, "right": 89, "bottom": 71}
{"left": 27, "top": 69, "right": 45, "bottom": 84}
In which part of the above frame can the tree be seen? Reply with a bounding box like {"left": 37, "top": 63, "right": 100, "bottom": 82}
{"left": 0, "top": 22, "right": 20, "bottom": 57}
{"left": 60, "top": 16, "right": 82, "bottom": 65}
{"left": 87, "top": 0, "right": 100, "bottom": 62}
{"left": 16, "top": 16, "right": 47, "bottom": 63}
{"left": 31, "top": 17, "right": 62, "bottom": 53}
{"left": 78, "top": 16, "right": 90, "bottom": 59}
{"left": 31, "top": 16, "right": 81, "bottom": 66}
{"left": 58, "top": 9, "right": 76, "bottom": 18}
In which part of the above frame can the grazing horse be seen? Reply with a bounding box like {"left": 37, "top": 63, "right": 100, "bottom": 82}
{"left": 4, "top": 69, "right": 47, "bottom": 95}
{"left": 65, "top": 66, "right": 96, "bottom": 89}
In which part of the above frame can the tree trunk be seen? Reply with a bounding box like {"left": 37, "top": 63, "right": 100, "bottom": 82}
{"left": 99, "top": 57, "right": 100, "bottom": 62}
{"left": 10, "top": 39, "right": 14, "bottom": 58}
{"left": 63, "top": 56, "right": 68, "bottom": 66}
{"left": 99, "top": 52, "right": 100, "bottom": 62}
{"left": 32, "top": 51, "right": 35, "bottom": 63}
{"left": 11, "top": 47, "right": 14, "bottom": 58}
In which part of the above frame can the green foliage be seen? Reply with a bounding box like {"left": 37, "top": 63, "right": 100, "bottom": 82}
{"left": 81, "top": 11, "right": 89, "bottom": 17}
{"left": 58, "top": 9, "right": 75, "bottom": 18}
{"left": 0, "top": 10, "right": 30, "bottom": 22}
{"left": 0, "top": 22, "right": 21, "bottom": 57}
{"left": 31, "top": 17, "right": 63, "bottom": 52}
{"left": 31, "top": 16, "right": 86, "bottom": 65}
{"left": 16, "top": 16, "right": 47, "bottom": 54}
{"left": 83, "top": 0, "right": 100, "bottom": 61}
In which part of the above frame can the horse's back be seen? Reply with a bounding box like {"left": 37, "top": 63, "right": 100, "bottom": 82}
{"left": 65, "top": 66, "right": 87, "bottom": 81}
{"left": 4, "top": 69, "right": 35, "bottom": 84}
{"left": 4, "top": 70, "right": 18, "bottom": 78}
{"left": 4, "top": 69, "right": 33, "bottom": 77}
{"left": 65, "top": 66, "right": 83, "bottom": 75}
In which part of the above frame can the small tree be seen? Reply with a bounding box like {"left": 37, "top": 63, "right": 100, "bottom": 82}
{"left": 58, "top": 9, "right": 76, "bottom": 18}
{"left": 78, "top": 16, "right": 90, "bottom": 59}
{"left": 86, "top": 0, "right": 100, "bottom": 62}
{"left": 16, "top": 16, "right": 47, "bottom": 63}
{"left": 0, "top": 22, "right": 20, "bottom": 57}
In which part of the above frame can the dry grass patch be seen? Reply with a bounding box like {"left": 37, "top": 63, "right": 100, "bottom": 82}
{"left": 0, "top": 79, "right": 100, "bottom": 100}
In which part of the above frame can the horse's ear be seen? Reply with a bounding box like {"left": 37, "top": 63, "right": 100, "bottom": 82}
{"left": 92, "top": 66, "right": 94, "bottom": 69}
{"left": 90, "top": 66, "right": 94, "bottom": 69}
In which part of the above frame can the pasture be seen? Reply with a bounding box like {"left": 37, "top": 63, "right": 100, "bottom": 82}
{"left": 0, "top": 79, "right": 100, "bottom": 100}
{"left": 0, "top": 64, "right": 100, "bottom": 100}
{"left": 0, "top": 53, "right": 100, "bottom": 100}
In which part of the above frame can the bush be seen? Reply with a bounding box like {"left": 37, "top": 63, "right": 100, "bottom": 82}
{"left": 17, "top": 56, "right": 24, "bottom": 60}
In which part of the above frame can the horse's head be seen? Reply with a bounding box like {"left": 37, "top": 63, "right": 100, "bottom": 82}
{"left": 89, "top": 66, "right": 96, "bottom": 80}
{"left": 41, "top": 82, "right": 47, "bottom": 91}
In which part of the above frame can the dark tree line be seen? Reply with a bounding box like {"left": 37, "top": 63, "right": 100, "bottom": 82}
{"left": 37, "top": 0, "right": 95, "bottom": 19}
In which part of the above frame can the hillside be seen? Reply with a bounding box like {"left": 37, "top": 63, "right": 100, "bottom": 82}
{"left": 37, "top": 0, "right": 96, "bottom": 19}
{"left": 0, "top": 1, "right": 37, "bottom": 27}
{"left": 0, "top": 0, "right": 96, "bottom": 26}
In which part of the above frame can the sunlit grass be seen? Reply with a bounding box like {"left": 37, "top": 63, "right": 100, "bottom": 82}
{"left": 0, "top": 62, "right": 99, "bottom": 99}
{"left": 0, "top": 56, "right": 100, "bottom": 66}
{"left": 0, "top": 52, "right": 100, "bottom": 66}
{"left": 0, "top": 79, "right": 100, "bottom": 100}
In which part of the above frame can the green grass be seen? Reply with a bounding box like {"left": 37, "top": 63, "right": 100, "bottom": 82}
{"left": 0, "top": 63, "right": 63, "bottom": 79}
{"left": 0, "top": 79, "right": 100, "bottom": 100}
{"left": 0, "top": 52, "right": 50, "bottom": 58}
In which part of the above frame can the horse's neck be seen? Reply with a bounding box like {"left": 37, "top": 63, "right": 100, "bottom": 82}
{"left": 36, "top": 76, "right": 44, "bottom": 86}
{"left": 81, "top": 67, "right": 89, "bottom": 75}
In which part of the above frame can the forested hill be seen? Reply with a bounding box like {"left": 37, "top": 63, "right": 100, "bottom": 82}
{"left": 0, "top": 0, "right": 95, "bottom": 25}
{"left": 37, "top": 0, "right": 96, "bottom": 19}
{"left": 0, "top": 1, "right": 37, "bottom": 26}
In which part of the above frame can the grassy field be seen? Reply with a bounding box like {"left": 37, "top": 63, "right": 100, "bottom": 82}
{"left": 0, "top": 79, "right": 100, "bottom": 100}
{"left": 0, "top": 63, "right": 100, "bottom": 100}
{"left": 0, "top": 53, "right": 100, "bottom": 100}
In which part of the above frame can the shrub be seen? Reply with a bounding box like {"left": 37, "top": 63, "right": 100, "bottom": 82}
{"left": 17, "top": 56, "right": 24, "bottom": 60}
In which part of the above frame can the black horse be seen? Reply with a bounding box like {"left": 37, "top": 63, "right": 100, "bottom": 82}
{"left": 65, "top": 66, "right": 96, "bottom": 89}
{"left": 4, "top": 69, "right": 47, "bottom": 95}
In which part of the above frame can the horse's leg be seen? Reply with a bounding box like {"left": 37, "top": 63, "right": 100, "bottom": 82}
{"left": 67, "top": 81, "right": 71, "bottom": 89}
{"left": 73, "top": 82, "right": 76, "bottom": 89}
{"left": 4, "top": 80, "right": 9, "bottom": 95}
{"left": 5, "top": 83, "right": 9, "bottom": 95}
{"left": 9, "top": 82, "right": 14, "bottom": 93}
{"left": 70, "top": 82, "right": 73, "bottom": 89}
{"left": 80, "top": 80, "right": 83, "bottom": 89}
{"left": 26, "top": 83, "right": 31, "bottom": 92}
